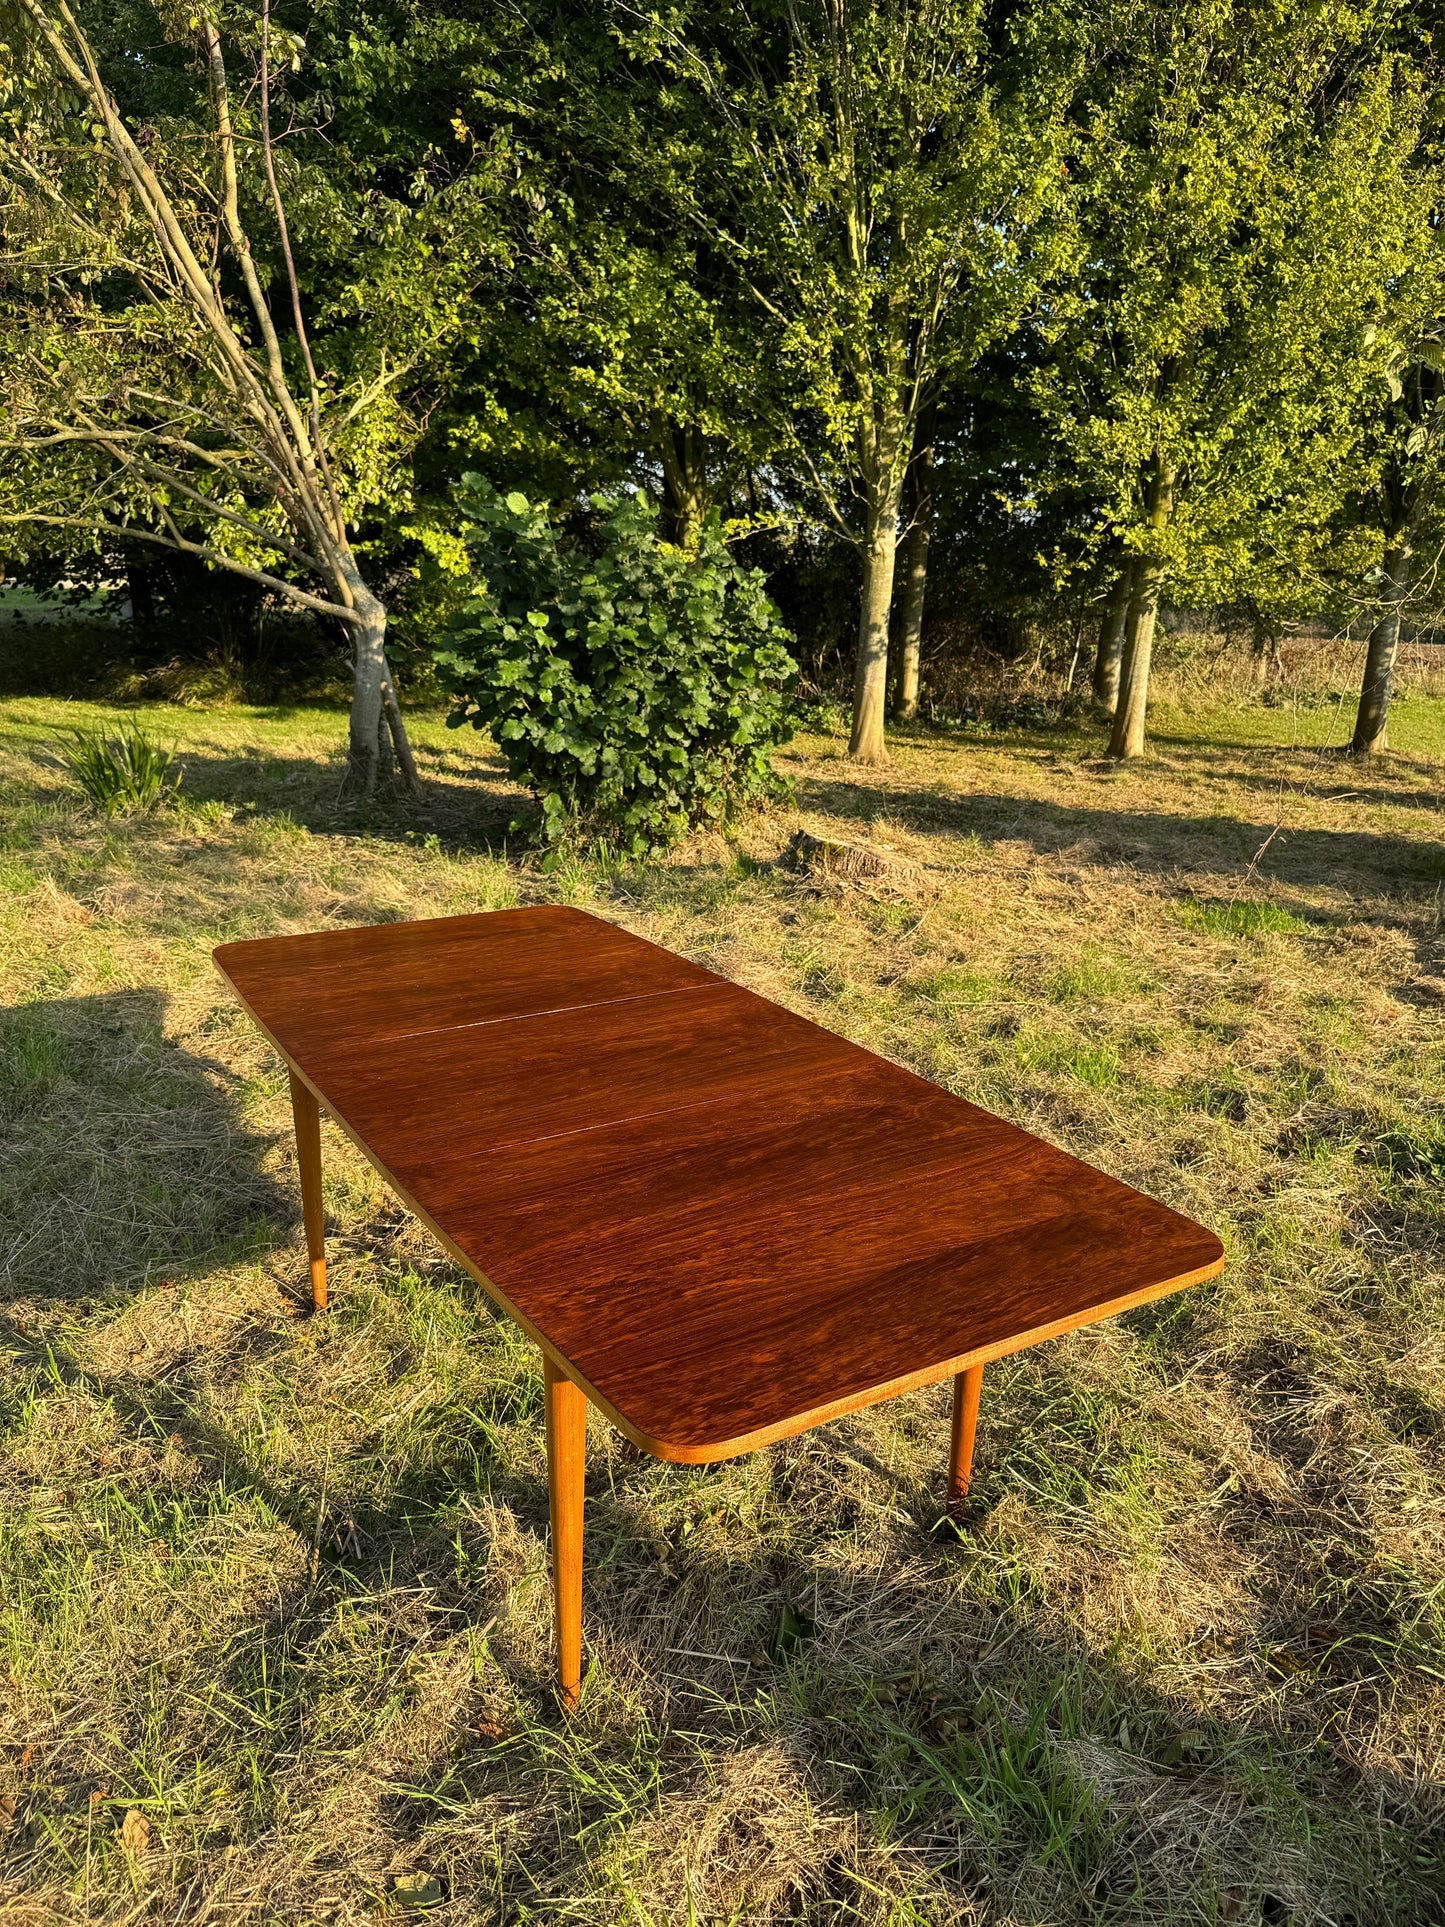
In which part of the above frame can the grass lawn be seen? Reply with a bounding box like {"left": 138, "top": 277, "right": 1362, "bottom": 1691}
{"left": 1, "top": 691, "right": 1443, "bottom": 1925}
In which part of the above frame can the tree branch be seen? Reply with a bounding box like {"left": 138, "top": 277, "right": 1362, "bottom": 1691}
{"left": 0, "top": 511, "right": 364, "bottom": 623}
{"left": 259, "top": 0, "right": 347, "bottom": 539}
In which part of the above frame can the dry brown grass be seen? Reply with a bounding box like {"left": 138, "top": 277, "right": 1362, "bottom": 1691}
{"left": 0, "top": 688, "right": 1443, "bottom": 1925}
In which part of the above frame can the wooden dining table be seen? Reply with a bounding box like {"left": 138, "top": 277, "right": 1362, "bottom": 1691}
{"left": 215, "top": 906, "right": 1224, "bottom": 1706}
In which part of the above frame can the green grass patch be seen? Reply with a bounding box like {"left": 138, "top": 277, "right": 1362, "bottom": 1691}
{"left": 0, "top": 1009, "right": 67, "bottom": 1094}
{"left": 1370, "top": 1118, "right": 1445, "bottom": 1183}
{"left": 1174, "top": 896, "right": 1309, "bottom": 938}
{"left": 897, "top": 1688, "right": 1118, "bottom": 1883}
{"left": 908, "top": 964, "right": 1000, "bottom": 1007}
{"left": 1015, "top": 1025, "right": 1121, "bottom": 1087}
{"left": 1039, "top": 945, "right": 1145, "bottom": 1005}
{"left": 1151, "top": 689, "right": 1445, "bottom": 759}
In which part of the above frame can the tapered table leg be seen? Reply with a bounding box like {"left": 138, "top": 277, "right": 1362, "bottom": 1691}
{"left": 947, "top": 1363, "right": 984, "bottom": 1516}
{"left": 543, "top": 1354, "right": 587, "bottom": 1709}
{"left": 288, "top": 1067, "right": 328, "bottom": 1311}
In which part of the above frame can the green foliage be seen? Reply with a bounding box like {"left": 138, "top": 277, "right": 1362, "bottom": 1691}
{"left": 434, "top": 479, "right": 797, "bottom": 855}
{"left": 0, "top": 0, "right": 512, "bottom": 569}
{"left": 615, "top": 0, "right": 1079, "bottom": 513}
{"left": 1026, "top": 0, "right": 1439, "bottom": 757}
{"left": 58, "top": 723, "right": 181, "bottom": 815}
{"left": 7, "top": 0, "right": 1445, "bottom": 764}
{"left": 1035, "top": 0, "right": 1427, "bottom": 585}
{"left": 766, "top": 1599, "right": 817, "bottom": 1661}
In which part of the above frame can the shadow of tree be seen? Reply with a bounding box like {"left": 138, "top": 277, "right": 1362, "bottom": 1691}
{"left": 794, "top": 772, "right": 1445, "bottom": 899}
{"left": 1181, "top": 760, "right": 1445, "bottom": 820}
{"left": 167, "top": 722, "right": 541, "bottom": 858}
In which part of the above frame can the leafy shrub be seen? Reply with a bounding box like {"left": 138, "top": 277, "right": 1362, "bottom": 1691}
{"left": 59, "top": 724, "right": 182, "bottom": 814}
{"left": 434, "top": 478, "right": 797, "bottom": 855}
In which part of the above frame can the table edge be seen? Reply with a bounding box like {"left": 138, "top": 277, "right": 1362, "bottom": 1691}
{"left": 217, "top": 949, "right": 1227, "bottom": 1466}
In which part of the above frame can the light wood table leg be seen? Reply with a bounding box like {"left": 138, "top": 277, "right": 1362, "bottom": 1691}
{"left": 543, "top": 1354, "right": 587, "bottom": 1709}
{"left": 288, "top": 1067, "right": 328, "bottom": 1311}
{"left": 947, "top": 1363, "right": 984, "bottom": 1516}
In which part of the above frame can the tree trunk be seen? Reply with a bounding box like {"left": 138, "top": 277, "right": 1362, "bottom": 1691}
{"left": 1107, "top": 457, "right": 1175, "bottom": 761}
{"left": 1093, "top": 560, "right": 1131, "bottom": 718}
{"left": 373, "top": 681, "right": 396, "bottom": 785}
{"left": 381, "top": 650, "right": 419, "bottom": 789}
{"left": 1246, "top": 598, "right": 1283, "bottom": 688}
{"left": 1108, "top": 571, "right": 1163, "bottom": 759}
{"left": 125, "top": 554, "right": 157, "bottom": 625}
{"left": 344, "top": 581, "right": 419, "bottom": 798}
{"left": 1351, "top": 520, "right": 1416, "bottom": 755}
{"left": 657, "top": 418, "right": 709, "bottom": 548}
{"left": 849, "top": 482, "right": 904, "bottom": 763}
{"left": 893, "top": 409, "right": 934, "bottom": 723}
{"left": 892, "top": 517, "right": 928, "bottom": 724}
{"left": 348, "top": 595, "right": 387, "bottom": 798}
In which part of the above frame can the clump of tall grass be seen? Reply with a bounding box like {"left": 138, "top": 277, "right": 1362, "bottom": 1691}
{"left": 58, "top": 723, "right": 182, "bottom": 813}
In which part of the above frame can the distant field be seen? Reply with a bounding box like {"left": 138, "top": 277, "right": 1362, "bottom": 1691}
{"left": 1, "top": 694, "right": 1442, "bottom": 1924}
{"left": 0, "top": 585, "right": 120, "bottom": 620}
{"left": 1153, "top": 690, "right": 1445, "bottom": 760}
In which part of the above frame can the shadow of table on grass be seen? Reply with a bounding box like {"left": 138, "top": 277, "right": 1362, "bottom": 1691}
{"left": 0, "top": 988, "right": 291, "bottom": 1306}
{"left": 329, "top": 1423, "right": 1438, "bottom": 1927}
{"left": 425, "top": 1421, "right": 1441, "bottom": 1927}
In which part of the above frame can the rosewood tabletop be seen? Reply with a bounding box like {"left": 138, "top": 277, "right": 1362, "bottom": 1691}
{"left": 215, "top": 905, "right": 1224, "bottom": 1703}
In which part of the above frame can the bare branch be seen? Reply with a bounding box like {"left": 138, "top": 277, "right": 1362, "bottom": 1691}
{"left": 201, "top": 17, "right": 334, "bottom": 533}
{"left": 260, "top": 0, "right": 346, "bottom": 537}
{"left": 5, "top": 420, "right": 328, "bottom": 571}
{"left": 0, "top": 512, "right": 364, "bottom": 623}
{"left": 19, "top": 0, "right": 304, "bottom": 490}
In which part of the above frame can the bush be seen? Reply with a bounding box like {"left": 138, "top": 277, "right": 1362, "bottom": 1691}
{"left": 434, "top": 479, "right": 797, "bottom": 855}
{"left": 59, "top": 724, "right": 182, "bottom": 814}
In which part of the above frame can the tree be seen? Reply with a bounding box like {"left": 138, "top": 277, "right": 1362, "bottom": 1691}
{"left": 466, "top": 217, "right": 783, "bottom": 545}
{"left": 611, "top": 0, "right": 1078, "bottom": 763}
{"left": 892, "top": 404, "right": 935, "bottom": 721}
{"left": 377, "top": 0, "right": 789, "bottom": 568}
{"left": 0, "top": 0, "right": 504, "bottom": 794}
{"left": 1032, "top": 0, "right": 1431, "bottom": 759}
{"left": 1349, "top": 299, "right": 1445, "bottom": 753}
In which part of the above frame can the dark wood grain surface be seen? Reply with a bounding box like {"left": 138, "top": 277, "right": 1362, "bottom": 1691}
{"left": 216, "top": 907, "right": 1224, "bottom": 1460}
